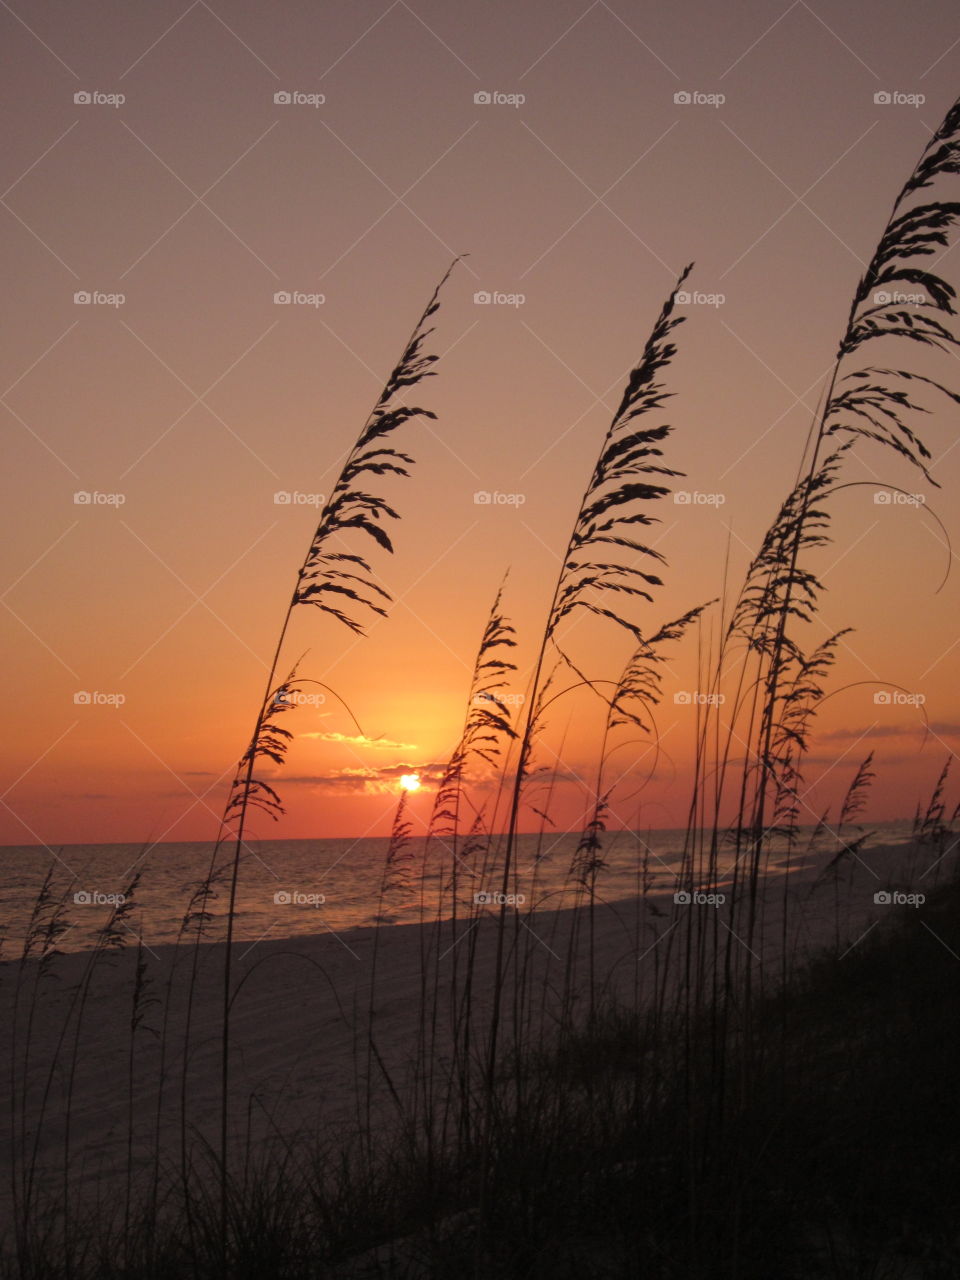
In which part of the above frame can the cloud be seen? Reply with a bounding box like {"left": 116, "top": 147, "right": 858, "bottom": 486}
{"left": 283, "top": 762, "right": 447, "bottom": 794}
{"left": 377, "top": 762, "right": 446, "bottom": 779}
{"left": 299, "top": 731, "right": 418, "bottom": 750}
{"left": 819, "top": 722, "right": 960, "bottom": 743}
{"left": 803, "top": 751, "right": 921, "bottom": 768}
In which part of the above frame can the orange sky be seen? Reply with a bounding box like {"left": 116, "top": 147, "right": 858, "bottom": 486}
{"left": 2, "top": 0, "right": 959, "bottom": 846}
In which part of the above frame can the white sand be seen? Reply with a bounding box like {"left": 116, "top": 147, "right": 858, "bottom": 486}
{"left": 0, "top": 836, "right": 949, "bottom": 1226}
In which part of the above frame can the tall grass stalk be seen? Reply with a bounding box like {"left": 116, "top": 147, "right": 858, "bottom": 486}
{"left": 477, "top": 264, "right": 695, "bottom": 1241}
{"left": 211, "top": 261, "right": 458, "bottom": 1256}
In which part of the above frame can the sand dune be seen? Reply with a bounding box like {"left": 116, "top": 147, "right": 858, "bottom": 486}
{"left": 0, "top": 838, "right": 946, "bottom": 1227}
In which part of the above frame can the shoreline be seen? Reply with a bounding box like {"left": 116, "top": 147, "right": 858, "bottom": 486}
{"left": 1, "top": 835, "right": 951, "bottom": 1223}
{"left": 0, "top": 830, "right": 935, "bottom": 960}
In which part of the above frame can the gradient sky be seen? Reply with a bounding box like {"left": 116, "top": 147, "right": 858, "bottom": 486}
{"left": 2, "top": 0, "right": 959, "bottom": 846}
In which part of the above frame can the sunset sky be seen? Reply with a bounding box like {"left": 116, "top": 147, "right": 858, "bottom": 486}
{"left": 2, "top": 0, "right": 959, "bottom": 846}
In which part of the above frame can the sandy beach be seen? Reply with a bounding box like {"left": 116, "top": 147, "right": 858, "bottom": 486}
{"left": 1, "top": 834, "right": 948, "bottom": 1236}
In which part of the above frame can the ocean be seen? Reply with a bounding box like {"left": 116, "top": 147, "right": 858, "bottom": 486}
{"left": 0, "top": 821, "right": 918, "bottom": 953}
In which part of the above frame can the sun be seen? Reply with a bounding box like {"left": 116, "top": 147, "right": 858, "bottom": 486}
{"left": 399, "top": 773, "right": 421, "bottom": 793}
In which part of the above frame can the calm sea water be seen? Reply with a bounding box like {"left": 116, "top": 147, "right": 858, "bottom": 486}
{"left": 0, "top": 822, "right": 916, "bottom": 953}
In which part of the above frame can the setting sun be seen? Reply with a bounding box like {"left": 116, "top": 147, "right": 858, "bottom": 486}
{"left": 399, "top": 774, "right": 421, "bottom": 793}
